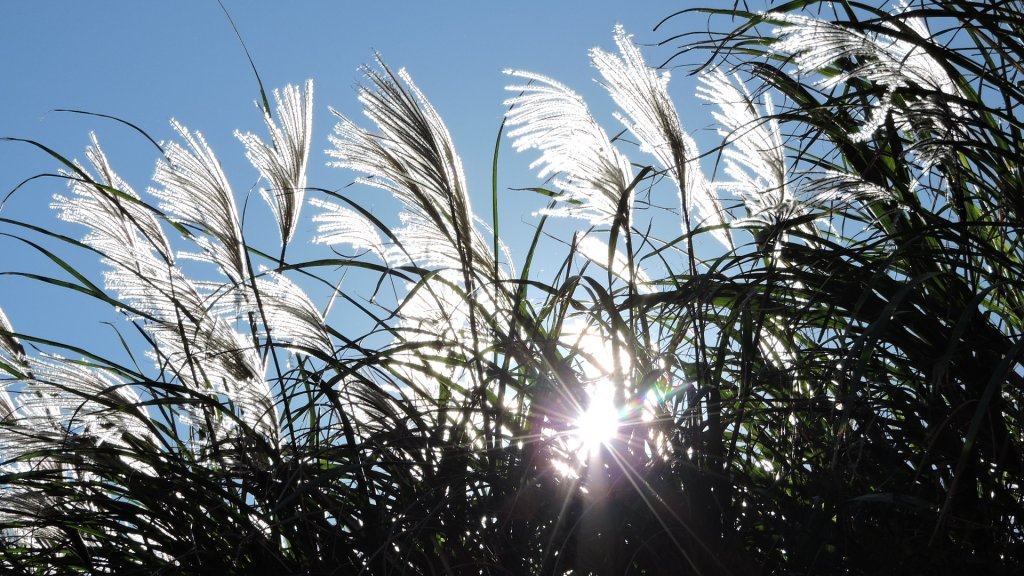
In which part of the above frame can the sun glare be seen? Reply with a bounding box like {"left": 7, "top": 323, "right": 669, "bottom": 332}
{"left": 556, "top": 321, "right": 632, "bottom": 462}
{"left": 574, "top": 386, "right": 620, "bottom": 458}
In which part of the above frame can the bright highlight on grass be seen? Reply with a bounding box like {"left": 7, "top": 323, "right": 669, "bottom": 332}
{"left": 2, "top": 3, "right": 1021, "bottom": 573}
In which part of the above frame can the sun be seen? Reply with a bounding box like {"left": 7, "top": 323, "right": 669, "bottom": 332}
{"left": 573, "top": 384, "right": 620, "bottom": 458}
{"left": 557, "top": 320, "right": 631, "bottom": 461}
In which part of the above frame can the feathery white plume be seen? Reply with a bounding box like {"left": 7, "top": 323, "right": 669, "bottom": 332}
{"left": 769, "top": 8, "right": 962, "bottom": 146}
{"left": 399, "top": 278, "right": 471, "bottom": 337}
{"left": 697, "top": 69, "right": 792, "bottom": 230}
{"left": 309, "top": 197, "right": 387, "bottom": 260}
{"left": 102, "top": 242, "right": 275, "bottom": 441}
{"left": 19, "top": 355, "right": 153, "bottom": 447}
{"left": 0, "top": 306, "right": 25, "bottom": 367}
{"left": 799, "top": 170, "right": 894, "bottom": 206}
{"left": 256, "top": 270, "right": 332, "bottom": 355}
{"left": 391, "top": 277, "right": 475, "bottom": 403}
{"left": 504, "top": 70, "right": 635, "bottom": 227}
{"left": 55, "top": 136, "right": 276, "bottom": 443}
{"left": 152, "top": 121, "right": 251, "bottom": 290}
{"left": 0, "top": 424, "right": 63, "bottom": 464}
{"left": 0, "top": 488, "right": 54, "bottom": 533}
{"left": 328, "top": 59, "right": 506, "bottom": 413}
{"left": 770, "top": 9, "right": 955, "bottom": 95}
{"left": 0, "top": 307, "right": 22, "bottom": 420}
{"left": 236, "top": 80, "right": 314, "bottom": 248}
{"left": 327, "top": 60, "right": 486, "bottom": 274}
{"left": 54, "top": 133, "right": 173, "bottom": 267}
{"left": 388, "top": 211, "right": 466, "bottom": 270}
{"left": 698, "top": 70, "right": 889, "bottom": 241}
{"left": 592, "top": 25, "right": 732, "bottom": 248}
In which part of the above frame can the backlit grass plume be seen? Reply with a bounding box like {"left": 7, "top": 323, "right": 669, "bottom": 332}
{"left": 1, "top": 1, "right": 1022, "bottom": 573}
{"left": 237, "top": 80, "right": 314, "bottom": 251}
{"left": 504, "top": 70, "right": 635, "bottom": 227}
{"left": 592, "top": 24, "right": 732, "bottom": 249}
{"left": 769, "top": 3, "right": 966, "bottom": 157}
{"left": 55, "top": 136, "right": 276, "bottom": 443}
{"left": 153, "top": 121, "right": 252, "bottom": 293}
{"left": 326, "top": 59, "right": 491, "bottom": 275}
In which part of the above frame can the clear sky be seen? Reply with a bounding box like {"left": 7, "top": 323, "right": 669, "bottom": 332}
{"left": 0, "top": 1, "right": 710, "bottom": 352}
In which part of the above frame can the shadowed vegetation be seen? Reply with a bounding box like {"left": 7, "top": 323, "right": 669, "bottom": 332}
{"left": 1, "top": 1, "right": 1022, "bottom": 574}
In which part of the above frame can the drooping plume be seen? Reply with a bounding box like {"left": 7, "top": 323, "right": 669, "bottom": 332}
{"left": 309, "top": 197, "right": 387, "bottom": 261}
{"left": 391, "top": 276, "right": 475, "bottom": 404}
{"left": 591, "top": 25, "right": 731, "bottom": 249}
{"left": 769, "top": 7, "right": 962, "bottom": 149}
{"left": 54, "top": 133, "right": 173, "bottom": 268}
{"left": 696, "top": 69, "right": 791, "bottom": 232}
{"left": 327, "top": 59, "right": 488, "bottom": 274}
{"left": 55, "top": 136, "right": 276, "bottom": 443}
{"left": 0, "top": 307, "right": 22, "bottom": 420}
{"left": 236, "top": 80, "right": 314, "bottom": 249}
{"left": 697, "top": 69, "right": 889, "bottom": 237}
{"left": 17, "top": 355, "right": 154, "bottom": 448}
{"left": 0, "top": 306, "right": 25, "bottom": 368}
{"left": 152, "top": 121, "right": 251, "bottom": 291}
{"left": 256, "top": 270, "right": 332, "bottom": 356}
{"left": 504, "top": 70, "right": 634, "bottom": 227}
{"left": 326, "top": 59, "right": 504, "bottom": 401}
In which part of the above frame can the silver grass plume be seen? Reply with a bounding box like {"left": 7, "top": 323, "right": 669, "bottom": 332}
{"left": 309, "top": 197, "right": 387, "bottom": 260}
{"left": 152, "top": 120, "right": 251, "bottom": 293}
{"left": 504, "top": 70, "right": 635, "bottom": 227}
{"left": 696, "top": 69, "right": 795, "bottom": 234}
{"left": 0, "top": 421, "right": 65, "bottom": 475}
{"left": 326, "top": 59, "right": 489, "bottom": 275}
{"left": 0, "top": 318, "right": 153, "bottom": 506}
{"left": 327, "top": 58, "right": 506, "bottom": 391}
{"left": 111, "top": 260, "right": 275, "bottom": 442}
{"left": 392, "top": 277, "right": 477, "bottom": 407}
{"left": 389, "top": 211, "right": 467, "bottom": 271}
{"left": 149, "top": 124, "right": 276, "bottom": 440}
{"left": 769, "top": 6, "right": 963, "bottom": 149}
{"left": 0, "top": 481, "right": 64, "bottom": 547}
{"left": 236, "top": 80, "right": 314, "bottom": 249}
{"left": 18, "top": 355, "right": 154, "bottom": 448}
{"left": 798, "top": 170, "right": 894, "bottom": 206}
{"left": 591, "top": 25, "right": 732, "bottom": 249}
{"left": 698, "top": 70, "right": 890, "bottom": 240}
{"left": 0, "top": 306, "right": 25, "bottom": 368}
{"left": 0, "top": 311, "right": 62, "bottom": 459}
{"left": 0, "top": 307, "right": 23, "bottom": 420}
{"left": 55, "top": 137, "right": 276, "bottom": 443}
{"left": 124, "top": 267, "right": 274, "bottom": 441}
{"left": 256, "top": 270, "right": 332, "bottom": 355}
{"left": 54, "top": 133, "right": 174, "bottom": 271}
{"left": 393, "top": 275, "right": 508, "bottom": 439}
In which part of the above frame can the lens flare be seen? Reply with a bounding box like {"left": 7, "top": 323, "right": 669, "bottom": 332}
{"left": 573, "top": 386, "right": 619, "bottom": 458}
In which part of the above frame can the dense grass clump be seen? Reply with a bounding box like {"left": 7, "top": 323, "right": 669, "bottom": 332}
{"left": 2, "top": 1, "right": 1022, "bottom": 574}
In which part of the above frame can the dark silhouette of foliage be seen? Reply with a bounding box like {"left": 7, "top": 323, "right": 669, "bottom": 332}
{"left": 1, "top": 1, "right": 1021, "bottom": 574}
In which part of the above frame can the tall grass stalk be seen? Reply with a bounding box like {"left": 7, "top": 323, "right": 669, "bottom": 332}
{"left": 2, "top": 1, "right": 1022, "bottom": 574}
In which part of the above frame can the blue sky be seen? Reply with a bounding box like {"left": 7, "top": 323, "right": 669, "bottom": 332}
{"left": 0, "top": 1, "right": 706, "bottom": 351}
